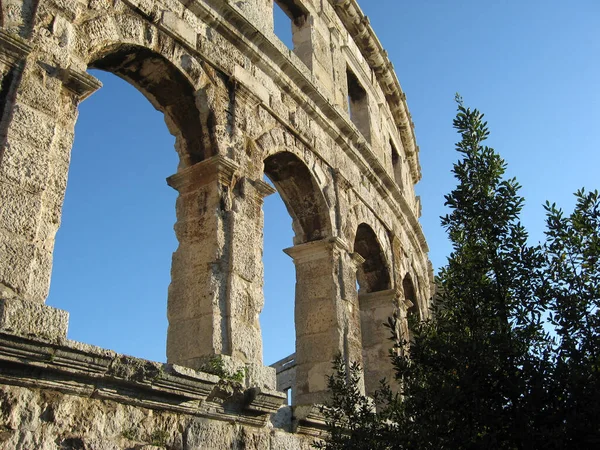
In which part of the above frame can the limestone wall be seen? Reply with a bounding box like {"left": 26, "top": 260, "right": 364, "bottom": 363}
{"left": 0, "top": 332, "right": 316, "bottom": 449}
{"left": 0, "top": 0, "right": 433, "bottom": 447}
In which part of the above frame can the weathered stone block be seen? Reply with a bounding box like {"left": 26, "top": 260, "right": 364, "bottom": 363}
{"left": 161, "top": 11, "right": 197, "bottom": 48}
{"left": 0, "top": 297, "right": 68, "bottom": 341}
{"left": 0, "top": 234, "right": 36, "bottom": 297}
{"left": 0, "top": 179, "right": 43, "bottom": 240}
{"left": 246, "top": 363, "right": 277, "bottom": 390}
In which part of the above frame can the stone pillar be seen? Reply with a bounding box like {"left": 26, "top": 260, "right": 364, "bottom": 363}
{"left": 358, "top": 288, "right": 399, "bottom": 396}
{"left": 228, "top": 175, "right": 276, "bottom": 367}
{"left": 0, "top": 30, "right": 100, "bottom": 341}
{"left": 166, "top": 155, "right": 276, "bottom": 373}
{"left": 285, "top": 238, "right": 364, "bottom": 405}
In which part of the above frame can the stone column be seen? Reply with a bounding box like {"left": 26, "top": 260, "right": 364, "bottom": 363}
{"left": 228, "top": 175, "right": 276, "bottom": 368}
{"left": 285, "top": 238, "right": 364, "bottom": 405}
{"left": 358, "top": 288, "right": 399, "bottom": 396}
{"left": 166, "top": 155, "right": 276, "bottom": 374}
{"left": 0, "top": 30, "right": 100, "bottom": 341}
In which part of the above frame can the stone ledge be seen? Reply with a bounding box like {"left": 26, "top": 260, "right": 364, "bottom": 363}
{"left": 0, "top": 29, "right": 32, "bottom": 65}
{"left": 293, "top": 404, "right": 328, "bottom": 436}
{"left": 244, "top": 387, "right": 287, "bottom": 415}
{"left": 0, "top": 333, "right": 292, "bottom": 430}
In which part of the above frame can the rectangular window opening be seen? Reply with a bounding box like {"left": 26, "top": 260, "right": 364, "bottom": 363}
{"left": 274, "top": 0, "right": 308, "bottom": 51}
{"left": 346, "top": 68, "right": 371, "bottom": 142}
{"left": 391, "top": 139, "right": 402, "bottom": 187}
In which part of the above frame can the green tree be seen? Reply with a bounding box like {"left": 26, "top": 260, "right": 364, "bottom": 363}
{"left": 313, "top": 357, "right": 400, "bottom": 450}
{"left": 541, "top": 189, "right": 600, "bottom": 447}
{"left": 390, "top": 96, "right": 548, "bottom": 449}
{"left": 316, "top": 98, "right": 600, "bottom": 449}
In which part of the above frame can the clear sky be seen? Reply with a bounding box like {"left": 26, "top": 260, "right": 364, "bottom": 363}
{"left": 46, "top": 1, "right": 600, "bottom": 366}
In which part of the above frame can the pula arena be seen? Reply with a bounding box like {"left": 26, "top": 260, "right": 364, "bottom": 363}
{"left": 0, "top": 0, "right": 433, "bottom": 448}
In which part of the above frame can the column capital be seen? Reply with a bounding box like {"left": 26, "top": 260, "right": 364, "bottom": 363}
{"left": 167, "top": 155, "right": 240, "bottom": 194}
{"left": 36, "top": 61, "right": 102, "bottom": 101}
{"left": 246, "top": 177, "right": 276, "bottom": 200}
{"left": 402, "top": 298, "right": 415, "bottom": 310}
{"left": 0, "top": 29, "right": 32, "bottom": 66}
{"left": 283, "top": 237, "right": 349, "bottom": 263}
{"left": 358, "top": 288, "right": 397, "bottom": 307}
{"left": 349, "top": 251, "right": 366, "bottom": 266}
{"left": 58, "top": 66, "right": 102, "bottom": 101}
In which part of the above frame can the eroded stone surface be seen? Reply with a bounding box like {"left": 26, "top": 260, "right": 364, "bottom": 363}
{"left": 0, "top": 383, "right": 314, "bottom": 450}
{"left": 0, "top": 0, "right": 433, "bottom": 447}
{"left": 0, "top": 298, "right": 68, "bottom": 342}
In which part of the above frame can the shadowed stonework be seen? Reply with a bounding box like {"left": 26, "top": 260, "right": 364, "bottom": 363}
{"left": 0, "top": 0, "right": 433, "bottom": 447}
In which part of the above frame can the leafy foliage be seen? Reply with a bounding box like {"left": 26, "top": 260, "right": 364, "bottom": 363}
{"left": 316, "top": 97, "right": 600, "bottom": 449}
{"left": 150, "top": 429, "right": 170, "bottom": 447}
{"left": 541, "top": 189, "right": 600, "bottom": 447}
{"left": 201, "top": 355, "right": 245, "bottom": 383}
{"left": 315, "top": 356, "right": 400, "bottom": 450}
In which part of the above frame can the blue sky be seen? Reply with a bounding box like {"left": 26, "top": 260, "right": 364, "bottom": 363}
{"left": 46, "top": 1, "right": 600, "bottom": 365}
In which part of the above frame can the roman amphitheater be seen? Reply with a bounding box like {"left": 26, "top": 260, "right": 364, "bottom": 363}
{"left": 0, "top": 0, "right": 433, "bottom": 447}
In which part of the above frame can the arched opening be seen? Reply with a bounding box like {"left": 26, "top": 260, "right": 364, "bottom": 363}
{"left": 353, "top": 223, "right": 393, "bottom": 396}
{"left": 46, "top": 45, "right": 204, "bottom": 362}
{"left": 262, "top": 151, "right": 331, "bottom": 405}
{"left": 403, "top": 274, "right": 419, "bottom": 318}
{"left": 354, "top": 224, "right": 391, "bottom": 294}
{"left": 261, "top": 182, "right": 295, "bottom": 367}
{"left": 264, "top": 151, "right": 330, "bottom": 244}
{"left": 403, "top": 274, "right": 420, "bottom": 342}
{"left": 90, "top": 45, "right": 206, "bottom": 168}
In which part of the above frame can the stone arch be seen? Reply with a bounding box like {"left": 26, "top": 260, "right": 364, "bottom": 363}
{"left": 47, "top": 24, "right": 212, "bottom": 363}
{"left": 353, "top": 223, "right": 391, "bottom": 294}
{"left": 260, "top": 148, "right": 335, "bottom": 405}
{"left": 87, "top": 44, "right": 205, "bottom": 167}
{"left": 263, "top": 150, "right": 332, "bottom": 244}
{"left": 403, "top": 273, "right": 419, "bottom": 320}
{"left": 352, "top": 222, "right": 395, "bottom": 397}
{"left": 344, "top": 201, "right": 394, "bottom": 274}
{"left": 255, "top": 126, "right": 334, "bottom": 195}
{"left": 72, "top": 8, "right": 223, "bottom": 168}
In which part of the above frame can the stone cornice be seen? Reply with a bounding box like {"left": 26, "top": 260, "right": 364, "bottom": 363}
{"left": 249, "top": 177, "right": 277, "bottom": 199}
{"left": 0, "top": 332, "right": 288, "bottom": 428}
{"left": 167, "top": 155, "right": 240, "bottom": 193}
{"left": 37, "top": 62, "right": 103, "bottom": 101}
{"left": 59, "top": 67, "right": 103, "bottom": 100}
{"left": 283, "top": 237, "right": 349, "bottom": 263}
{"left": 293, "top": 404, "right": 328, "bottom": 436}
{"left": 0, "top": 29, "right": 32, "bottom": 65}
{"left": 350, "top": 252, "right": 366, "bottom": 266}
